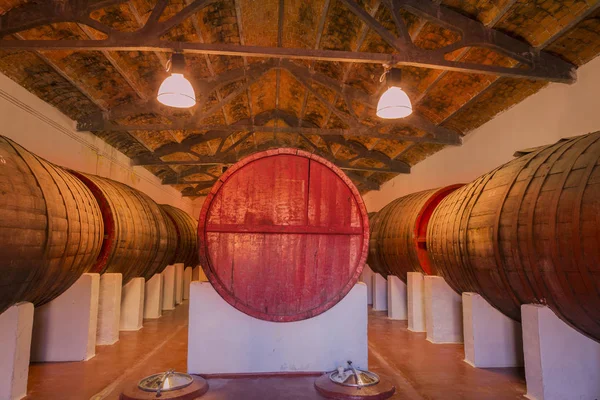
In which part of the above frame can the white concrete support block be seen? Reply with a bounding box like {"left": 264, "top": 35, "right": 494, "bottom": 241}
{"left": 463, "top": 293, "right": 523, "bottom": 368}
{"left": 192, "top": 266, "right": 200, "bottom": 281}
{"left": 372, "top": 273, "right": 388, "bottom": 311}
{"left": 183, "top": 267, "right": 192, "bottom": 300}
{"left": 407, "top": 272, "right": 426, "bottom": 332}
{"left": 522, "top": 304, "right": 600, "bottom": 400}
{"left": 174, "top": 263, "right": 184, "bottom": 305}
{"left": 119, "top": 277, "right": 144, "bottom": 332}
{"left": 424, "top": 276, "right": 463, "bottom": 344}
{"left": 387, "top": 275, "right": 407, "bottom": 320}
{"left": 144, "top": 273, "right": 163, "bottom": 319}
{"left": 360, "top": 264, "right": 374, "bottom": 305}
{"left": 96, "top": 273, "right": 122, "bottom": 346}
{"left": 188, "top": 282, "right": 368, "bottom": 374}
{"left": 0, "top": 302, "right": 33, "bottom": 400}
{"left": 161, "top": 265, "right": 176, "bottom": 311}
{"left": 31, "top": 273, "right": 99, "bottom": 362}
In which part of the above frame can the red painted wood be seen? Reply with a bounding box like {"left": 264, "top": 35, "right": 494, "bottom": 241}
{"left": 198, "top": 149, "right": 369, "bottom": 322}
{"left": 413, "top": 184, "right": 464, "bottom": 275}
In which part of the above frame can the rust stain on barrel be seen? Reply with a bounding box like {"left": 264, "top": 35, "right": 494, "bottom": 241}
{"left": 198, "top": 148, "right": 369, "bottom": 322}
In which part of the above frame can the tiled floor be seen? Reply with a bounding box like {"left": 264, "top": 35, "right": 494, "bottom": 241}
{"left": 25, "top": 302, "right": 526, "bottom": 399}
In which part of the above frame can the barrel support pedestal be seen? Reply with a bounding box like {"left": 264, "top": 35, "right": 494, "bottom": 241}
{"left": 360, "top": 265, "right": 374, "bottom": 306}
{"left": 387, "top": 276, "right": 407, "bottom": 320}
{"left": 120, "top": 278, "right": 144, "bottom": 331}
{"left": 424, "top": 276, "right": 463, "bottom": 343}
{"left": 522, "top": 304, "right": 600, "bottom": 400}
{"left": 97, "top": 273, "right": 122, "bottom": 346}
{"left": 407, "top": 272, "right": 426, "bottom": 332}
{"left": 183, "top": 267, "right": 192, "bottom": 300}
{"left": 372, "top": 274, "right": 388, "bottom": 311}
{"left": 188, "top": 282, "right": 368, "bottom": 374}
{"left": 161, "top": 265, "right": 176, "bottom": 311}
{"left": 0, "top": 302, "right": 33, "bottom": 400}
{"left": 174, "top": 263, "right": 184, "bottom": 305}
{"left": 144, "top": 273, "right": 163, "bottom": 319}
{"left": 463, "top": 293, "right": 523, "bottom": 368}
{"left": 31, "top": 273, "right": 99, "bottom": 361}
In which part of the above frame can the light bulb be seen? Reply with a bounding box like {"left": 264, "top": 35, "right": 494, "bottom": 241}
{"left": 157, "top": 73, "right": 196, "bottom": 108}
{"left": 376, "top": 86, "right": 413, "bottom": 119}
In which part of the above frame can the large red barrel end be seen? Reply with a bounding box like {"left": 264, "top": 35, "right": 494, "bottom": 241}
{"left": 198, "top": 149, "right": 369, "bottom": 322}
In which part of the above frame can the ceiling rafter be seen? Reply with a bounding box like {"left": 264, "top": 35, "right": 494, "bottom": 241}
{"left": 177, "top": 141, "right": 382, "bottom": 197}
{"left": 77, "top": 59, "right": 462, "bottom": 145}
{"left": 297, "top": 135, "right": 381, "bottom": 191}
{"left": 327, "top": 1, "right": 381, "bottom": 127}
{"left": 437, "top": 1, "right": 600, "bottom": 129}
{"left": 181, "top": 0, "right": 233, "bottom": 125}
{"left": 0, "top": 0, "right": 590, "bottom": 197}
{"left": 232, "top": 0, "right": 255, "bottom": 146}
{"left": 0, "top": 0, "right": 575, "bottom": 82}
{"left": 298, "top": 0, "right": 331, "bottom": 127}
{"left": 76, "top": 60, "right": 277, "bottom": 123}
{"left": 365, "top": 0, "right": 515, "bottom": 151}
{"left": 79, "top": 115, "right": 460, "bottom": 145}
{"left": 131, "top": 110, "right": 410, "bottom": 179}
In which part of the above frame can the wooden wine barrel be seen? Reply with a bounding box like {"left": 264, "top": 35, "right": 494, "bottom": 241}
{"left": 198, "top": 149, "right": 369, "bottom": 322}
{"left": 367, "top": 186, "right": 462, "bottom": 281}
{"left": 157, "top": 206, "right": 179, "bottom": 271}
{"left": 69, "top": 172, "right": 174, "bottom": 283}
{"left": 0, "top": 137, "right": 103, "bottom": 313}
{"left": 428, "top": 132, "right": 600, "bottom": 341}
{"left": 160, "top": 204, "right": 198, "bottom": 267}
{"left": 367, "top": 210, "right": 389, "bottom": 277}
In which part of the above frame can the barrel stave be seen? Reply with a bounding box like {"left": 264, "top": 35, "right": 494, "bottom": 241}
{"left": 0, "top": 137, "right": 103, "bottom": 313}
{"left": 428, "top": 132, "right": 600, "bottom": 341}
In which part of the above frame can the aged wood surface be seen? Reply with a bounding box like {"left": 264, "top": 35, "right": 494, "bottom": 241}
{"left": 428, "top": 131, "right": 600, "bottom": 341}
{"left": 198, "top": 148, "right": 369, "bottom": 322}
{"left": 0, "top": 136, "right": 103, "bottom": 313}
{"left": 161, "top": 203, "right": 199, "bottom": 267}
{"left": 367, "top": 185, "right": 461, "bottom": 281}
{"left": 69, "top": 171, "right": 174, "bottom": 282}
{"left": 0, "top": 0, "right": 597, "bottom": 197}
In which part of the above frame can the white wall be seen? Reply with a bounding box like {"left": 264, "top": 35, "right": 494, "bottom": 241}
{"left": 0, "top": 71, "right": 202, "bottom": 217}
{"left": 364, "top": 56, "right": 600, "bottom": 212}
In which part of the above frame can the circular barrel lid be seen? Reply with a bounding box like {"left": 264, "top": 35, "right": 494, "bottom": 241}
{"left": 198, "top": 149, "right": 369, "bottom": 322}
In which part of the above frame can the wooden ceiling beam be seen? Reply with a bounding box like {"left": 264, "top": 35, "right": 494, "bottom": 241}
{"left": 339, "top": 0, "right": 575, "bottom": 81}
{"left": 0, "top": 38, "right": 574, "bottom": 82}
{"left": 78, "top": 60, "right": 462, "bottom": 145}
{"left": 78, "top": 118, "right": 459, "bottom": 145}
{"left": 177, "top": 138, "right": 382, "bottom": 196}
{"left": 0, "top": 0, "right": 575, "bottom": 83}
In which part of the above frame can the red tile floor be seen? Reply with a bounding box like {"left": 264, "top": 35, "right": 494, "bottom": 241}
{"left": 25, "top": 302, "right": 526, "bottom": 399}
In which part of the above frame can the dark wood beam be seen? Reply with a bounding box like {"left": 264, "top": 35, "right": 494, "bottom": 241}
{"left": 297, "top": 135, "right": 382, "bottom": 190}
{"left": 0, "top": 0, "right": 576, "bottom": 83}
{"left": 176, "top": 139, "right": 382, "bottom": 195}
{"left": 134, "top": 151, "right": 407, "bottom": 175}
{"left": 0, "top": 38, "right": 574, "bottom": 82}
{"left": 339, "top": 0, "right": 575, "bottom": 81}
{"left": 78, "top": 119, "right": 460, "bottom": 145}
{"left": 77, "top": 59, "right": 463, "bottom": 144}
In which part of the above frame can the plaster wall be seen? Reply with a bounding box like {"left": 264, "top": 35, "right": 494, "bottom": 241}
{"left": 0, "top": 71, "right": 202, "bottom": 216}
{"left": 363, "top": 56, "right": 600, "bottom": 212}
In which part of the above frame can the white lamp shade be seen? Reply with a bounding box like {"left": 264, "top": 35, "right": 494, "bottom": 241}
{"left": 376, "top": 86, "right": 413, "bottom": 119}
{"left": 157, "top": 73, "right": 196, "bottom": 108}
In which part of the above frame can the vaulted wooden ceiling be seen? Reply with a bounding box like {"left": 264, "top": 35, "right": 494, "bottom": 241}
{"left": 0, "top": 0, "right": 598, "bottom": 197}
